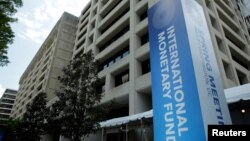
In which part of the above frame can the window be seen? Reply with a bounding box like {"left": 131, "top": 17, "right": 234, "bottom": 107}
{"left": 91, "top": 20, "right": 96, "bottom": 30}
{"left": 101, "top": 0, "right": 109, "bottom": 5}
{"left": 140, "top": 10, "right": 148, "bottom": 21}
{"left": 81, "top": 4, "right": 90, "bottom": 17}
{"left": 224, "top": 27, "right": 246, "bottom": 52}
{"left": 99, "top": 25, "right": 129, "bottom": 52}
{"left": 33, "top": 77, "right": 36, "bottom": 83}
{"left": 19, "top": 109, "right": 22, "bottom": 114}
{"left": 210, "top": 15, "right": 219, "bottom": 31}
{"left": 115, "top": 69, "right": 129, "bottom": 87}
{"left": 230, "top": 47, "right": 250, "bottom": 71}
{"left": 76, "top": 39, "right": 86, "bottom": 50}
{"left": 0, "top": 114, "right": 9, "bottom": 119}
{"left": 78, "top": 29, "right": 87, "bottom": 40}
{"left": 101, "top": 0, "right": 122, "bottom": 19}
{"left": 232, "top": 56, "right": 250, "bottom": 71}
{"left": 89, "top": 35, "right": 94, "bottom": 45}
{"left": 37, "top": 84, "right": 43, "bottom": 91}
{"left": 216, "top": 36, "right": 225, "bottom": 53}
{"left": 140, "top": 32, "right": 149, "bottom": 46}
{"left": 1, "top": 99, "right": 14, "bottom": 103}
{"left": 93, "top": 7, "right": 97, "bottom": 15}
{"left": 0, "top": 104, "right": 13, "bottom": 109}
{"left": 73, "top": 50, "right": 84, "bottom": 59}
{"left": 80, "top": 11, "right": 90, "bottom": 23}
{"left": 3, "top": 94, "right": 16, "bottom": 99}
{"left": 236, "top": 70, "right": 248, "bottom": 85}
{"left": 96, "top": 78, "right": 105, "bottom": 94}
{"left": 5, "top": 89, "right": 16, "bottom": 94}
{"left": 222, "top": 61, "right": 234, "bottom": 81}
{"left": 39, "top": 74, "right": 45, "bottom": 81}
{"left": 30, "top": 85, "right": 35, "bottom": 91}
{"left": 79, "top": 21, "right": 88, "bottom": 32}
{"left": 107, "top": 106, "right": 129, "bottom": 119}
{"left": 98, "top": 47, "right": 129, "bottom": 71}
{"left": 100, "top": 7, "right": 129, "bottom": 34}
{"left": 0, "top": 109, "right": 11, "bottom": 113}
{"left": 141, "top": 58, "right": 151, "bottom": 75}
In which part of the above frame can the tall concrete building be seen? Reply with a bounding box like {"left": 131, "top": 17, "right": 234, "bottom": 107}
{"left": 71, "top": 0, "right": 250, "bottom": 140}
{"left": 11, "top": 12, "right": 78, "bottom": 119}
{"left": 236, "top": 0, "right": 250, "bottom": 33}
{"left": 73, "top": 0, "right": 250, "bottom": 116}
{"left": 192, "top": 0, "right": 250, "bottom": 87}
{"left": 0, "top": 89, "right": 17, "bottom": 120}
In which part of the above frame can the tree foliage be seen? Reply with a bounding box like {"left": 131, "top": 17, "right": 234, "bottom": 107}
{"left": 0, "top": 118, "right": 21, "bottom": 141}
{"left": 51, "top": 51, "right": 106, "bottom": 141}
{"left": 16, "top": 92, "right": 48, "bottom": 141}
{"left": 46, "top": 101, "right": 62, "bottom": 141}
{"left": 0, "top": 0, "right": 23, "bottom": 66}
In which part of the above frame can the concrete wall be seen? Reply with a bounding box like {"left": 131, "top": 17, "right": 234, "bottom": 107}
{"left": 11, "top": 12, "right": 78, "bottom": 119}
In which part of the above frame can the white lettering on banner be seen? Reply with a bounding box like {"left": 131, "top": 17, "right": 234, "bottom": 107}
{"left": 158, "top": 25, "right": 188, "bottom": 140}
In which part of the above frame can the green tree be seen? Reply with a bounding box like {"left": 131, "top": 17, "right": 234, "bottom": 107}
{"left": 0, "top": 118, "right": 21, "bottom": 141}
{"left": 0, "top": 0, "right": 23, "bottom": 66}
{"left": 52, "top": 51, "right": 106, "bottom": 141}
{"left": 16, "top": 92, "right": 48, "bottom": 141}
{"left": 46, "top": 101, "right": 62, "bottom": 141}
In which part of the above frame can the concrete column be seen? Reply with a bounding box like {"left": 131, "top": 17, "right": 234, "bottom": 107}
{"left": 105, "top": 73, "right": 113, "bottom": 92}
{"left": 129, "top": 0, "right": 137, "bottom": 115}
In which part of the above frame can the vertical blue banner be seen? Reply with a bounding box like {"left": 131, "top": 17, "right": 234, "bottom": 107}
{"left": 148, "top": 0, "right": 231, "bottom": 141}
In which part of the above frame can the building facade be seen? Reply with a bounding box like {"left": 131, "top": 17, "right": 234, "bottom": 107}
{"left": 0, "top": 89, "right": 17, "bottom": 120}
{"left": 10, "top": 0, "right": 250, "bottom": 140}
{"left": 73, "top": 0, "right": 250, "bottom": 117}
{"left": 11, "top": 12, "right": 78, "bottom": 119}
{"left": 72, "top": 0, "right": 250, "bottom": 140}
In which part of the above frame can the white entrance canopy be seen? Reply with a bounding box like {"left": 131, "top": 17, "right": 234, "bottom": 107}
{"left": 224, "top": 83, "right": 250, "bottom": 104}
{"left": 100, "top": 110, "right": 152, "bottom": 128}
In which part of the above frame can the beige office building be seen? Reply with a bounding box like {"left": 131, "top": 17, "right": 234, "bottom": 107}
{"left": 73, "top": 0, "right": 250, "bottom": 116}
{"left": 71, "top": 0, "right": 250, "bottom": 140}
{"left": 0, "top": 89, "right": 17, "bottom": 120}
{"left": 11, "top": 12, "right": 78, "bottom": 119}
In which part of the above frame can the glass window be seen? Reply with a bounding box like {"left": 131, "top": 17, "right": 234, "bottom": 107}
{"left": 122, "top": 51, "right": 129, "bottom": 58}
{"left": 115, "top": 56, "right": 122, "bottom": 62}
{"left": 115, "top": 69, "right": 129, "bottom": 87}
{"left": 98, "top": 47, "right": 129, "bottom": 71}
{"left": 141, "top": 58, "right": 151, "bottom": 75}
{"left": 140, "top": 32, "right": 149, "bottom": 46}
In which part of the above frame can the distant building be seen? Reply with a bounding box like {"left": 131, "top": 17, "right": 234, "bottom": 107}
{"left": 237, "top": 0, "right": 250, "bottom": 33}
{"left": 11, "top": 12, "right": 78, "bottom": 119}
{"left": 0, "top": 89, "right": 17, "bottom": 120}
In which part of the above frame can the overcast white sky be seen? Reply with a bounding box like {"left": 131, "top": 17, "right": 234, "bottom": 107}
{"left": 242, "top": 0, "right": 250, "bottom": 16}
{"left": 0, "top": 0, "right": 90, "bottom": 97}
